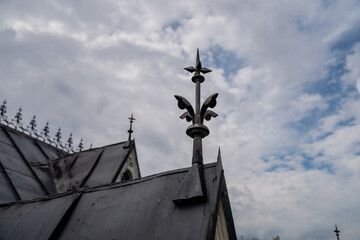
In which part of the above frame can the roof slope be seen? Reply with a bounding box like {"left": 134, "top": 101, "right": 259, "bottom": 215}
{"left": 51, "top": 140, "right": 139, "bottom": 192}
{"left": 0, "top": 160, "right": 236, "bottom": 240}
{"left": 0, "top": 124, "right": 139, "bottom": 203}
{"left": 0, "top": 124, "right": 67, "bottom": 203}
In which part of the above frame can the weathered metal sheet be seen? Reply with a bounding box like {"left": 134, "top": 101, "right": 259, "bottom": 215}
{"left": 51, "top": 154, "right": 79, "bottom": 193}
{"left": 36, "top": 140, "right": 67, "bottom": 160}
{"left": 32, "top": 165, "right": 57, "bottom": 195}
{"left": 7, "top": 130, "right": 49, "bottom": 165}
{"left": 51, "top": 149, "right": 102, "bottom": 193}
{"left": 0, "top": 126, "right": 12, "bottom": 145}
{"left": 6, "top": 170, "right": 46, "bottom": 200}
{"left": 0, "top": 169, "right": 18, "bottom": 204}
{"left": 58, "top": 165, "right": 217, "bottom": 240}
{"left": 0, "top": 141, "right": 34, "bottom": 177}
{"left": 0, "top": 193, "right": 77, "bottom": 240}
{"left": 84, "top": 142, "right": 129, "bottom": 186}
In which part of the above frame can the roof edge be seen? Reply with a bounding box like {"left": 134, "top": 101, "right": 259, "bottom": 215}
{"left": 0, "top": 162, "right": 218, "bottom": 207}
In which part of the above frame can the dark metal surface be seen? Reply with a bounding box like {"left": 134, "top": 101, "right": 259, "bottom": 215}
{"left": 0, "top": 161, "right": 20, "bottom": 203}
{"left": 51, "top": 150, "right": 101, "bottom": 192}
{"left": 0, "top": 123, "right": 139, "bottom": 201}
{"left": 8, "top": 129, "right": 49, "bottom": 165}
{"left": 0, "top": 193, "right": 77, "bottom": 240}
{"left": 0, "top": 160, "right": 236, "bottom": 240}
{"left": 57, "top": 164, "right": 218, "bottom": 240}
{"left": 0, "top": 126, "right": 47, "bottom": 201}
{"left": 85, "top": 141, "right": 135, "bottom": 186}
{"left": 173, "top": 163, "right": 207, "bottom": 205}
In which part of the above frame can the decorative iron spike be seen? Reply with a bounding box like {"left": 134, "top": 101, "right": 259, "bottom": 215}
{"left": 334, "top": 225, "right": 340, "bottom": 240}
{"left": 27, "top": 115, "right": 38, "bottom": 137}
{"left": 66, "top": 133, "right": 73, "bottom": 152}
{"left": 128, "top": 113, "right": 135, "bottom": 141}
{"left": 41, "top": 121, "right": 50, "bottom": 142}
{"left": 0, "top": 100, "right": 8, "bottom": 124}
{"left": 12, "top": 107, "right": 24, "bottom": 131}
{"left": 77, "top": 138, "right": 84, "bottom": 152}
{"left": 54, "top": 127, "right": 62, "bottom": 147}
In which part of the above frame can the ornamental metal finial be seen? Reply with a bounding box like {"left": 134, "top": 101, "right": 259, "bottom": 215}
{"left": 175, "top": 48, "right": 218, "bottom": 165}
{"left": 173, "top": 49, "right": 218, "bottom": 205}
{"left": 128, "top": 113, "right": 135, "bottom": 141}
{"left": 334, "top": 225, "right": 340, "bottom": 240}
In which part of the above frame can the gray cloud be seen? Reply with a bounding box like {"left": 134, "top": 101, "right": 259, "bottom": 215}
{"left": 1, "top": 0, "right": 360, "bottom": 239}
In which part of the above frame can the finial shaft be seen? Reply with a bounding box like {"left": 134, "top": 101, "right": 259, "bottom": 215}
{"left": 195, "top": 81, "right": 201, "bottom": 115}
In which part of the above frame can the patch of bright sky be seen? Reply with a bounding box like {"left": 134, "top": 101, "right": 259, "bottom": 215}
{"left": 295, "top": 26, "right": 360, "bottom": 131}
{"left": 265, "top": 27, "right": 360, "bottom": 174}
{"left": 167, "top": 21, "right": 181, "bottom": 31}
{"left": 205, "top": 45, "right": 246, "bottom": 79}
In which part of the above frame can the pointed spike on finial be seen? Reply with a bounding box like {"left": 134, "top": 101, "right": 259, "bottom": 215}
{"left": 196, "top": 48, "right": 201, "bottom": 70}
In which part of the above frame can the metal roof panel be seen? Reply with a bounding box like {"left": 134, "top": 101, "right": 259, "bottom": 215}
{"left": 0, "top": 193, "right": 77, "bottom": 240}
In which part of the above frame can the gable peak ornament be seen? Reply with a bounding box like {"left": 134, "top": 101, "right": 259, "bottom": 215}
{"left": 173, "top": 49, "right": 219, "bottom": 205}
{"left": 175, "top": 48, "right": 218, "bottom": 164}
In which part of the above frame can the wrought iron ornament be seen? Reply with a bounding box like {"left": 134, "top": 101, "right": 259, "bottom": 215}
{"left": 175, "top": 49, "right": 218, "bottom": 165}
{"left": 128, "top": 113, "right": 135, "bottom": 141}
{"left": 173, "top": 49, "right": 218, "bottom": 205}
{"left": 334, "top": 225, "right": 340, "bottom": 240}
{"left": 0, "top": 100, "right": 86, "bottom": 153}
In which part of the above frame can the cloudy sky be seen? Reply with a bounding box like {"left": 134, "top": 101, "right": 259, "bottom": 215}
{"left": 1, "top": 0, "right": 360, "bottom": 239}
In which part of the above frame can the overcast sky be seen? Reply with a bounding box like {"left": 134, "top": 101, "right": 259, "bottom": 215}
{"left": 1, "top": 0, "right": 360, "bottom": 239}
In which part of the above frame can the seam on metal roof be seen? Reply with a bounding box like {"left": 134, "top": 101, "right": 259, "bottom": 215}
{"left": 0, "top": 161, "right": 21, "bottom": 201}
{"left": 79, "top": 149, "right": 105, "bottom": 188}
{"left": 3, "top": 127, "right": 50, "bottom": 195}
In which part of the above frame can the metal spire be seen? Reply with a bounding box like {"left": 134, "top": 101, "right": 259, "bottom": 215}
{"left": 334, "top": 225, "right": 340, "bottom": 240}
{"left": 173, "top": 49, "right": 218, "bottom": 205}
{"left": 175, "top": 48, "right": 218, "bottom": 165}
{"left": 128, "top": 113, "right": 135, "bottom": 141}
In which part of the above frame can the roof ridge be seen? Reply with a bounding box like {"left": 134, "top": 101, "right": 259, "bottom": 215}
{"left": 0, "top": 99, "right": 91, "bottom": 153}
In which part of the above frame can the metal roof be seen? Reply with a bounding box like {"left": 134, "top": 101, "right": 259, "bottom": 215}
{"left": 0, "top": 124, "right": 139, "bottom": 203}
{"left": 0, "top": 159, "right": 236, "bottom": 240}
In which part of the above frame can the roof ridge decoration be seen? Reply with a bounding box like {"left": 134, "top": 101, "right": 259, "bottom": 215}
{"left": 334, "top": 224, "right": 340, "bottom": 240}
{"left": 173, "top": 49, "right": 219, "bottom": 205}
{"left": 128, "top": 113, "right": 135, "bottom": 141}
{"left": 0, "top": 99, "right": 91, "bottom": 153}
